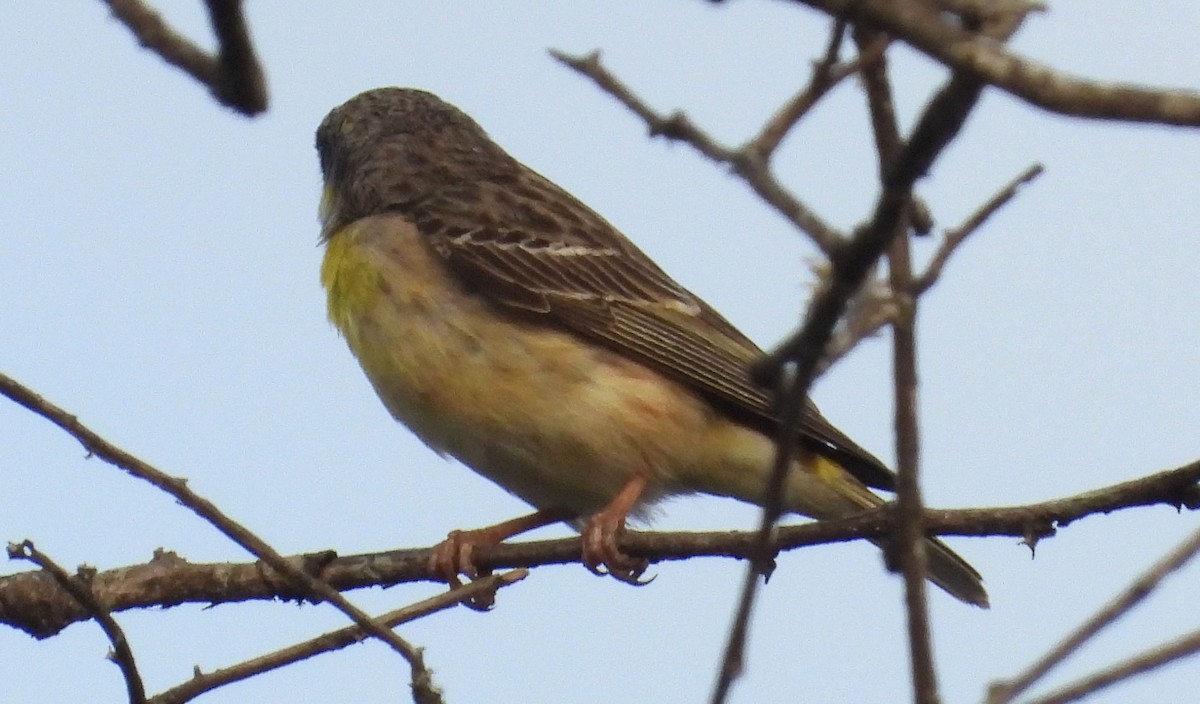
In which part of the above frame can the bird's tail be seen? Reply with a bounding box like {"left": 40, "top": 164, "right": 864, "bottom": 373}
{"left": 790, "top": 454, "right": 989, "bottom": 608}
{"left": 872, "top": 535, "right": 989, "bottom": 608}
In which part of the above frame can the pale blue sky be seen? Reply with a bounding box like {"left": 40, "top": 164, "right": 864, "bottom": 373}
{"left": 2, "top": 2, "right": 1198, "bottom": 703}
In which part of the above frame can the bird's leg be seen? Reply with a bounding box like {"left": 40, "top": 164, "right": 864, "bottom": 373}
{"left": 582, "top": 473, "right": 650, "bottom": 583}
{"left": 430, "top": 508, "right": 569, "bottom": 586}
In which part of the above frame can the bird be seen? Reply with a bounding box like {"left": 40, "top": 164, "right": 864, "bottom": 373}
{"left": 315, "top": 87, "right": 988, "bottom": 608}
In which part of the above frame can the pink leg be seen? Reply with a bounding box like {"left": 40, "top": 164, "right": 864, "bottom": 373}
{"left": 582, "top": 473, "right": 650, "bottom": 583}
{"left": 430, "top": 508, "right": 569, "bottom": 586}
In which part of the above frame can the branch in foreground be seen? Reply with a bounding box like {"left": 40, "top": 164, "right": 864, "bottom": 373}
{"left": 1025, "top": 625, "right": 1200, "bottom": 704}
{"left": 714, "top": 58, "right": 990, "bottom": 704}
{"left": 0, "top": 372, "right": 441, "bottom": 704}
{"left": 5, "top": 460, "right": 1197, "bottom": 638}
{"left": 550, "top": 48, "right": 846, "bottom": 255}
{"left": 546, "top": 46, "right": 937, "bottom": 699}
{"left": 913, "top": 163, "right": 1044, "bottom": 294}
{"left": 855, "top": 28, "right": 941, "bottom": 702}
{"left": 988, "top": 523, "right": 1200, "bottom": 704}
{"left": 100, "top": 0, "right": 267, "bottom": 115}
{"left": 780, "top": 0, "right": 1200, "bottom": 126}
{"left": 9, "top": 541, "right": 146, "bottom": 704}
{"left": 149, "top": 570, "right": 526, "bottom": 704}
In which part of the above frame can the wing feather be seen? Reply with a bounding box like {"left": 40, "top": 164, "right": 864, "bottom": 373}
{"left": 412, "top": 177, "right": 896, "bottom": 491}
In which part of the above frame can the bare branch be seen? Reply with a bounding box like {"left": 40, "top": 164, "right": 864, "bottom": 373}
{"left": 745, "top": 24, "right": 889, "bottom": 160}
{"left": 781, "top": 0, "right": 1200, "bottom": 126}
{"left": 543, "top": 56, "right": 959, "bottom": 698}
{"left": 550, "top": 48, "right": 845, "bottom": 255}
{"left": 9, "top": 541, "right": 145, "bottom": 704}
{"left": 914, "top": 163, "right": 1043, "bottom": 294}
{"left": 714, "top": 24, "right": 983, "bottom": 695}
{"left": 855, "top": 26, "right": 941, "bottom": 701}
{"left": 204, "top": 0, "right": 267, "bottom": 112}
{"left": 3, "top": 459, "right": 1197, "bottom": 638}
{"left": 100, "top": 0, "right": 267, "bottom": 115}
{"left": 1023, "top": 626, "right": 1200, "bottom": 704}
{"left": 0, "top": 372, "right": 441, "bottom": 703}
{"left": 148, "top": 570, "right": 526, "bottom": 704}
{"left": 987, "top": 524, "right": 1200, "bottom": 704}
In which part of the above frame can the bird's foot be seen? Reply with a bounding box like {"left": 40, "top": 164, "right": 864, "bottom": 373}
{"left": 429, "top": 510, "right": 563, "bottom": 610}
{"left": 581, "top": 511, "right": 651, "bottom": 584}
{"left": 429, "top": 527, "right": 501, "bottom": 610}
{"left": 430, "top": 528, "right": 492, "bottom": 583}
{"left": 581, "top": 473, "right": 652, "bottom": 584}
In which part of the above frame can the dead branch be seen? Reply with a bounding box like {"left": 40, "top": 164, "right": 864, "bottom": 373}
{"left": 100, "top": 0, "right": 267, "bottom": 115}
{"left": 0, "top": 371, "right": 441, "bottom": 703}
{"left": 4, "top": 460, "right": 1196, "bottom": 639}
{"left": 774, "top": 0, "right": 1200, "bottom": 126}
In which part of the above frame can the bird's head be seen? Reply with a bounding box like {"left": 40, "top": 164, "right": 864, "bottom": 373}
{"left": 315, "top": 87, "right": 515, "bottom": 241}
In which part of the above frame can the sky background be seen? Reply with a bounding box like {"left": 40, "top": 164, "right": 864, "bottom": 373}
{"left": 2, "top": 2, "right": 1198, "bottom": 702}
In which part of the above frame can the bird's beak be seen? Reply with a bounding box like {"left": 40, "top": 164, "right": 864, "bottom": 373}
{"left": 318, "top": 184, "right": 339, "bottom": 242}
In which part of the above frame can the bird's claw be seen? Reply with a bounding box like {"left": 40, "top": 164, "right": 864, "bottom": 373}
{"left": 582, "top": 513, "right": 653, "bottom": 585}
{"left": 429, "top": 529, "right": 497, "bottom": 611}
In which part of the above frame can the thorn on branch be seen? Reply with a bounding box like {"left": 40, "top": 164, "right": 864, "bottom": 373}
{"left": 1020, "top": 522, "right": 1056, "bottom": 556}
{"left": 1175, "top": 483, "right": 1200, "bottom": 510}
{"left": 649, "top": 111, "right": 694, "bottom": 141}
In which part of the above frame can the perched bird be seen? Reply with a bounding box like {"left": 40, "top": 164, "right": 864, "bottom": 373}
{"left": 316, "top": 87, "right": 988, "bottom": 607}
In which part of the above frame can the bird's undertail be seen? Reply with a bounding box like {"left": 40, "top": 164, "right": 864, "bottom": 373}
{"left": 788, "top": 454, "right": 989, "bottom": 608}
{"left": 871, "top": 535, "right": 989, "bottom": 608}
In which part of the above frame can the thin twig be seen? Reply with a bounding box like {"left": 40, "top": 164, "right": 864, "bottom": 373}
{"left": 0, "top": 372, "right": 442, "bottom": 704}
{"left": 9, "top": 541, "right": 146, "bottom": 704}
{"left": 816, "top": 280, "right": 896, "bottom": 376}
{"left": 987, "top": 524, "right": 1200, "bottom": 704}
{"left": 914, "top": 163, "right": 1044, "bottom": 294}
{"left": 890, "top": 272, "right": 940, "bottom": 704}
{"left": 149, "top": 570, "right": 527, "bottom": 704}
{"left": 100, "top": 0, "right": 267, "bottom": 115}
{"left": 1023, "top": 626, "right": 1200, "bottom": 704}
{"left": 550, "top": 48, "right": 845, "bottom": 255}
{"left": 891, "top": 266, "right": 940, "bottom": 704}
{"left": 746, "top": 23, "right": 889, "bottom": 159}
{"left": 710, "top": 369, "right": 808, "bottom": 703}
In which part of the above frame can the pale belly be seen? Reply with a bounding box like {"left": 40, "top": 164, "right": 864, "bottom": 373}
{"left": 325, "top": 215, "right": 717, "bottom": 517}
{"left": 323, "top": 215, "right": 871, "bottom": 524}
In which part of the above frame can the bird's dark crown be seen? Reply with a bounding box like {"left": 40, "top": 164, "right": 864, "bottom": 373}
{"left": 316, "top": 87, "right": 518, "bottom": 231}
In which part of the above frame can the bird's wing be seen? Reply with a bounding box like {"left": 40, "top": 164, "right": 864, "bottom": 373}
{"left": 411, "top": 179, "right": 896, "bottom": 491}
